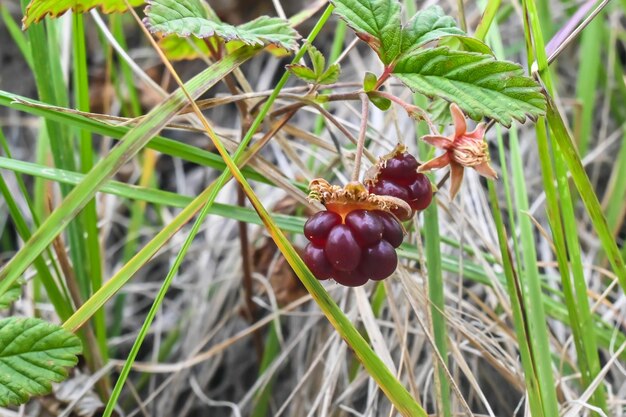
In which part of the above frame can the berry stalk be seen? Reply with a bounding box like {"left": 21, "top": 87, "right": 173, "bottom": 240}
{"left": 352, "top": 93, "right": 369, "bottom": 182}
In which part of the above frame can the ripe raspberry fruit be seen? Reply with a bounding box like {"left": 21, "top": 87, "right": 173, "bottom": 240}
{"left": 345, "top": 210, "right": 383, "bottom": 246}
{"left": 304, "top": 211, "right": 341, "bottom": 246}
{"left": 325, "top": 225, "right": 361, "bottom": 271}
{"left": 303, "top": 244, "right": 333, "bottom": 280}
{"left": 333, "top": 268, "right": 369, "bottom": 287}
{"left": 302, "top": 180, "right": 406, "bottom": 286}
{"left": 365, "top": 144, "right": 433, "bottom": 220}
{"left": 359, "top": 240, "right": 398, "bottom": 281}
{"left": 376, "top": 211, "right": 403, "bottom": 248}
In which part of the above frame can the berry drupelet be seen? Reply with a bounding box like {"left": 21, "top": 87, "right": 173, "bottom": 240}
{"left": 365, "top": 144, "right": 433, "bottom": 220}
{"left": 303, "top": 180, "right": 407, "bottom": 287}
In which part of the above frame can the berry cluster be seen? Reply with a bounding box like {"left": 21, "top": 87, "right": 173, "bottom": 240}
{"left": 303, "top": 145, "right": 433, "bottom": 287}
{"left": 303, "top": 209, "right": 403, "bottom": 287}
{"left": 365, "top": 147, "right": 433, "bottom": 220}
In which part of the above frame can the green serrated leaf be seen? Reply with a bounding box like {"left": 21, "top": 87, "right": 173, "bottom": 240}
{"left": 318, "top": 63, "right": 341, "bottom": 84}
{"left": 287, "top": 65, "right": 318, "bottom": 83}
{"left": 368, "top": 93, "right": 391, "bottom": 110}
{"left": 307, "top": 45, "right": 326, "bottom": 76}
{"left": 0, "top": 317, "right": 82, "bottom": 406}
{"left": 393, "top": 47, "right": 546, "bottom": 126}
{"left": 22, "top": 0, "right": 144, "bottom": 28}
{"left": 400, "top": 5, "right": 464, "bottom": 54}
{"left": 330, "top": 0, "right": 402, "bottom": 65}
{"left": 236, "top": 16, "right": 301, "bottom": 51}
{"left": 363, "top": 71, "right": 378, "bottom": 91}
{"left": 145, "top": 0, "right": 299, "bottom": 51}
{"left": 144, "top": 0, "right": 220, "bottom": 37}
{"left": 0, "top": 280, "right": 23, "bottom": 310}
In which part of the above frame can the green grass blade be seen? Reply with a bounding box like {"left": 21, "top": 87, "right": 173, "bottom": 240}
{"left": 0, "top": 5, "right": 32, "bottom": 68}
{"left": 251, "top": 323, "right": 281, "bottom": 417}
{"left": 544, "top": 98, "right": 626, "bottom": 286}
{"left": 486, "top": 182, "right": 545, "bottom": 417}
{"left": 72, "top": 12, "right": 108, "bottom": 364}
{"left": 523, "top": 0, "right": 612, "bottom": 412}
{"left": 422, "top": 203, "right": 451, "bottom": 417}
{"left": 474, "top": 0, "right": 502, "bottom": 42}
{"left": 575, "top": 10, "right": 603, "bottom": 155}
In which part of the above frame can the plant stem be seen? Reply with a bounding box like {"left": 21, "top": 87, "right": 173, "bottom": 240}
{"left": 352, "top": 93, "right": 369, "bottom": 182}
{"left": 374, "top": 66, "right": 393, "bottom": 90}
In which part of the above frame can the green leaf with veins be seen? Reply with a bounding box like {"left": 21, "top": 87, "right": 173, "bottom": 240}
{"left": 287, "top": 65, "right": 318, "bottom": 83}
{"left": 308, "top": 45, "right": 326, "bottom": 75}
{"left": 0, "top": 317, "right": 82, "bottom": 406}
{"left": 330, "top": 0, "right": 402, "bottom": 65}
{"left": 393, "top": 47, "right": 546, "bottom": 126}
{"left": 400, "top": 5, "right": 465, "bottom": 54}
{"left": 145, "top": 0, "right": 299, "bottom": 50}
{"left": 318, "top": 63, "right": 341, "bottom": 84}
{"left": 236, "top": 16, "right": 301, "bottom": 50}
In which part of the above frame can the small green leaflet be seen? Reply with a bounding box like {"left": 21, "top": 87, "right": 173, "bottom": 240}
{"left": 393, "top": 47, "right": 546, "bottom": 126}
{"left": 287, "top": 46, "right": 340, "bottom": 85}
{"left": 145, "top": 0, "right": 300, "bottom": 51}
{"left": 22, "top": 0, "right": 144, "bottom": 28}
{"left": 368, "top": 93, "right": 391, "bottom": 110}
{"left": 0, "top": 317, "right": 82, "bottom": 406}
{"left": 363, "top": 72, "right": 378, "bottom": 92}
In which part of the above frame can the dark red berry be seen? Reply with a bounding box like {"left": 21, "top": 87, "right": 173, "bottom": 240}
{"left": 367, "top": 150, "right": 433, "bottom": 217}
{"left": 304, "top": 211, "right": 342, "bottom": 246}
{"left": 380, "top": 153, "right": 419, "bottom": 184}
{"left": 332, "top": 268, "right": 368, "bottom": 287}
{"left": 304, "top": 244, "right": 333, "bottom": 280}
{"left": 345, "top": 210, "right": 384, "bottom": 246}
{"left": 375, "top": 211, "right": 404, "bottom": 248}
{"left": 325, "top": 225, "right": 361, "bottom": 271}
{"left": 369, "top": 179, "right": 410, "bottom": 202}
{"left": 359, "top": 240, "right": 398, "bottom": 281}
{"left": 406, "top": 174, "right": 433, "bottom": 211}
